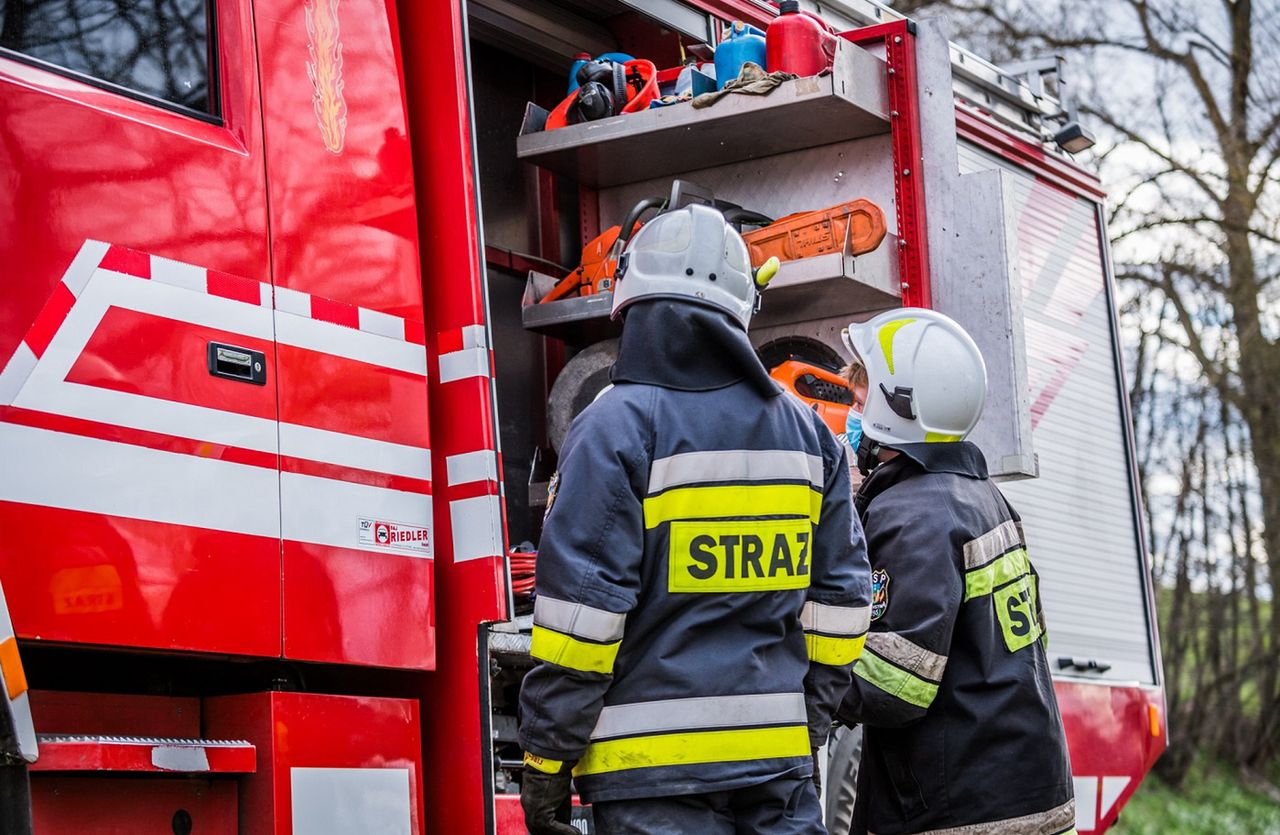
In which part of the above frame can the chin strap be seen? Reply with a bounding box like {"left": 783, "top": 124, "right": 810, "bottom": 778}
{"left": 855, "top": 433, "right": 882, "bottom": 477}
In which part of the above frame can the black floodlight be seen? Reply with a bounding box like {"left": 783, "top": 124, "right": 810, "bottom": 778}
{"left": 1054, "top": 121, "right": 1096, "bottom": 154}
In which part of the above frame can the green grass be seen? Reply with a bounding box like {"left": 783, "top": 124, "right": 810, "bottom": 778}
{"left": 1111, "top": 760, "right": 1280, "bottom": 835}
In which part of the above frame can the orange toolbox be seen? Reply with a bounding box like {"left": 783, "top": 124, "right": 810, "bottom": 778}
{"left": 743, "top": 198, "right": 886, "bottom": 265}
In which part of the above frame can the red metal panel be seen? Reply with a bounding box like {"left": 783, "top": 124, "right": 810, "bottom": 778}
{"left": 203, "top": 691, "right": 424, "bottom": 835}
{"left": 65, "top": 307, "right": 276, "bottom": 420}
{"left": 30, "top": 692, "right": 200, "bottom": 738}
{"left": 957, "top": 107, "right": 1106, "bottom": 202}
{"left": 0, "top": 503, "right": 280, "bottom": 655}
{"left": 0, "top": 1, "right": 270, "bottom": 370}
{"left": 1056, "top": 681, "right": 1166, "bottom": 833}
{"left": 32, "top": 776, "right": 239, "bottom": 834}
{"left": 282, "top": 541, "right": 434, "bottom": 667}
{"left": 276, "top": 343, "right": 429, "bottom": 448}
{"left": 252, "top": 0, "right": 422, "bottom": 320}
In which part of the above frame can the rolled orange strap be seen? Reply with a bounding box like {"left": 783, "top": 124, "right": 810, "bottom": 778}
{"left": 743, "top": 199, "right": 887, "bottom": 266}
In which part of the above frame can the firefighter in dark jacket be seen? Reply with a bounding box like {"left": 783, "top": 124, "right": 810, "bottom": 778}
{"left": 837, "top": 308, "right": 1076, "bottom": 835}
{"left": 517, "top": 204, "right": 873, "bottom": 835}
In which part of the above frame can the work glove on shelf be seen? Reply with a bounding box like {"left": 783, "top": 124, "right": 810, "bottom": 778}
{"left": 520, "top": 753, "right": 580, "bottom": 835}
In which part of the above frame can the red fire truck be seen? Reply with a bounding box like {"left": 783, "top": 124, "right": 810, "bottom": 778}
{"left": 0, "top": 0, "right": 1164, "bottom": 832}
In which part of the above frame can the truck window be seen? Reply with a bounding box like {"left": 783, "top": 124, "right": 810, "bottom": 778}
{"left": 0, "top": 0, "right": 214, "bottom": 115}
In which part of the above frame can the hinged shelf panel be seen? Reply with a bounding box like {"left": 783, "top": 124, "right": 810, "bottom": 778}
{"left": 516, "top": 40, "right": 890, "bottom": 189}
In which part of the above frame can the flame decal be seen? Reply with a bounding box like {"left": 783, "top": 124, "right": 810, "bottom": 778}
{"left": 305, "top": 0, "right": 347, "bottom": 154}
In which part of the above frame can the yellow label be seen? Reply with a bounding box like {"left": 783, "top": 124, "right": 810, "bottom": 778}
{"left": 668, "top": 519, "right": 813, "bottom": 593}
{"left": 993, "top": 574, "right": 1041, "bottom": 652}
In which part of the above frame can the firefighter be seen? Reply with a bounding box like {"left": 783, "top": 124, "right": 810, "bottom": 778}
{"left": 518, "top": 204, "right": 872, "bottom": 835}
{"left": 836, "top": 308, "right": 1076, "bottom": 835}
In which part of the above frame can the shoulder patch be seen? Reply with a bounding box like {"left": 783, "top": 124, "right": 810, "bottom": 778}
{"left": 544, "top": 470, "right": 560, "bottom": 520}
{"left": 871, "top": 568, "right": 890, "bottom": 621}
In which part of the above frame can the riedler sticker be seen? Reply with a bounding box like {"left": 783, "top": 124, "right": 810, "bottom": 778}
{"left": 358, "top": 517, "right": 432, "bottom": 556}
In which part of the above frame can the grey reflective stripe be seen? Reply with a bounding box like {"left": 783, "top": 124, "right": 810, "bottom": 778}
{"left": 648, "top": 450, "right": 823, "bottom": 494}
{"left": 801, "top": 601, "right": 871, "bottom": 637}
{"left": 589, "top": 692, "right": 806, "bottom": 740}
{"left": 532, "top": 595, "right": 626, "bottom": 643}
{"left": 866, "top": 631, "right": 948, "bottom": 682}
{"left": 882, "top": 798, "right": 1076, "bottom": 835}
{"left": 962, "top": 520, "right": 1022, "bottom": 569}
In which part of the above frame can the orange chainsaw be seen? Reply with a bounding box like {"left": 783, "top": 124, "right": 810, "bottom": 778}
{"left": 743, "top": 198, "right": 886, "bottom": 265}
{"left": 769, "top": 359, "right": 853, "bottom": 435}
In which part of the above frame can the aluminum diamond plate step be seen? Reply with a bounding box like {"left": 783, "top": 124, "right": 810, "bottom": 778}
{"left": 32, "top": 734, "right": 256, "bottom": 773}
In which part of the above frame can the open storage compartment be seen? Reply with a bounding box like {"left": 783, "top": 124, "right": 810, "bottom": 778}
{"left": 460, "top": 3, "right": 953, "bottom": 822}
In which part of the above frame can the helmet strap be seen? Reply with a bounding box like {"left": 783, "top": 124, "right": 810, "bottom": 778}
{"left": 855, "top": 433, "right": 881, "bottom": 477}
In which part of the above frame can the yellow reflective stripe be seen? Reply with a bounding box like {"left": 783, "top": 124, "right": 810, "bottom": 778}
{"left": 523, "top": 751, "right": 565, "bottom": 774}
{"left": 878, "top": 318, "right": 915, "bottom": 375}
{"left": 924, "top": 432, "right": 961, "bottom": 443}
{"left": 643, "top": 483, "right": 822, "bottom": 529}
{"left": 530, "top": 625, "right": 621, "bottom": 674}
{"left": 574, "top": 725, "right": 809, "bottom": 776}
{"left": 854, "top": 650, "right": 939, "bottom": 709}
{"left": 806, "top": 631, "right": 866, "bottom": 666}
{"left": 963, "top": 548, "right": 1030, "bottom": 601}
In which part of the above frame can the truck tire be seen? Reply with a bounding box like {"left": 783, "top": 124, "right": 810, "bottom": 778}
{"left": 824, "top": 725, "right": 862, "bottom": 835}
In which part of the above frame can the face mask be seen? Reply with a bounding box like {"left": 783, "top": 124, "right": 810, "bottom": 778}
{"left": 845, "top": 407, "right": 863, "bottom": 453}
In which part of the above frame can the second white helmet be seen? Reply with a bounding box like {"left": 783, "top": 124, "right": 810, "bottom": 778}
{"left": 841, "top": 308, "right": 987, "bottom": 447}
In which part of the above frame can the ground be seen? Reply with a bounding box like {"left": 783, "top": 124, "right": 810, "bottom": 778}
{"left": 1111, "top": 759, "right": 1280, "bottom": 835}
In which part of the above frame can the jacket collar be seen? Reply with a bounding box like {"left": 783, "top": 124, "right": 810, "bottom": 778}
{"left": 855, "top": 441, "right": 987, "bottom": 515}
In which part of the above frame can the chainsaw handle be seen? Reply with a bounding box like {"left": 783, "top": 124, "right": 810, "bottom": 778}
{"left": 617, "top": 197, "right": 667, "bottom": 248}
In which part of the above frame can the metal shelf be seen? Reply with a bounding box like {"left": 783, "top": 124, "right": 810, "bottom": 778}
{"left": 754, "top": 238, "right": 901, "bottom": 328}
{"left": 516, "top": 41, "right": 890, "bottom": 189}
{"left": 521, "top": 239, "right": 899, "bottom": 340}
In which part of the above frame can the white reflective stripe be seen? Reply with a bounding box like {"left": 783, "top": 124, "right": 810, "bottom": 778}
{"left": 275, "top": 286, "right": 311, "bottom": 317}
{"left": 281, "top": 471, "right": 432, "bottom": 557}
{"left": 149, "top": 255, "right": 206, "bottom": 292}
{"left": 590, "top": 692, "right": 806, "bottom": 741}
{"left": 291, "top": 768, "right": 412, "bottom": 835}
{"left": 280, "top": 423, "right": 431, "bottom": 481}
{"left": 461, "top": 324, "right": 488, "bottom": 348}
{"left": 446, "top": 450, "right": 498, "bottom": 485}
{"left": 533, "top": 596, "right": 626, "bottom": 643}
{"left": 648, "top": 450, "right": 824, "bottom": 494}
{"left": 800, "top": 601, "right": 871, "bottom": 637}
{"left": 0, "top": 343, "right": 36, "bottom": 406}
{"left": 450, "top": 494, "right": 503, "bottom": 561}
{"left": 865, "top": 631, "right": 948, "bottom": 682}
{"left": 907, "top": 798, "right": 1077, "bottom": 835}
{"left": 963, "top": 520, "right": 1023, "bottom": 568}
{"left": 0, "top": 422, "right": 280, "bottom": 538}
{"left": 64, "top": 240, "right": 111, "bottom": 295}
{"left": 276, "top": 311, "right": 428, "bottom": 376}
{"left": 438, "top": 346, "right": 490, "bottom": 383}
{"left": 358, "top": 306, "right": 404, "bottom": 340}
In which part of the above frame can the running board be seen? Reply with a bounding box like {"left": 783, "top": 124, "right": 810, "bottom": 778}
{"left": 31, "top": 734, "right": 256, "bottom": 774}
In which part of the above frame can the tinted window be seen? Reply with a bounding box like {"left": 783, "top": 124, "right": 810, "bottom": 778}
{"left": 0, "top": 0, "right": 213, "bottom": 114}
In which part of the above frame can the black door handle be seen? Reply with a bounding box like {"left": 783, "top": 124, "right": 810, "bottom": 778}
{"left": 207, "top": 342, "right": 267, "bottom": 385}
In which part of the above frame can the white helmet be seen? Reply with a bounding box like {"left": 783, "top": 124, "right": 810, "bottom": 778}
{"left": 841, "top": 308, "right": 987, "bottom": 447}
{"left": 611, "top": 203, "right": 773, "bottom": 329}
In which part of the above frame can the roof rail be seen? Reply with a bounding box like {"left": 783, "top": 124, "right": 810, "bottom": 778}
{"left": 797, "top": 0, "right": 1068, "bottom": 145}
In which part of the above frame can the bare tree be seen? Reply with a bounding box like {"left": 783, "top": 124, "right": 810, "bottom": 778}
{"left": 893, "top": 0, "right": 1280, "bottom": 782}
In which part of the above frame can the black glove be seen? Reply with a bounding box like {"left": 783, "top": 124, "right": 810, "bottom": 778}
{"left": 520, "top": 764, "right": 580, "bottom": 835}
{"left": 811, "top": 748, "right": 823, "bottom": 796}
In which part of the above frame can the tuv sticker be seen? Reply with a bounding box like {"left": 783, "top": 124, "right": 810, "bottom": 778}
{"left": 358, "top": 517, "right": 431, "bottom": 556}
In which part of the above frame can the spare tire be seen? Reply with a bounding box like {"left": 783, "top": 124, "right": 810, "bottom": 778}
{"left": 547, "top": 339, "right": 620, "bottom": 453}
{"left": 824, "top": 724, "right": 863, "bottom": 834}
